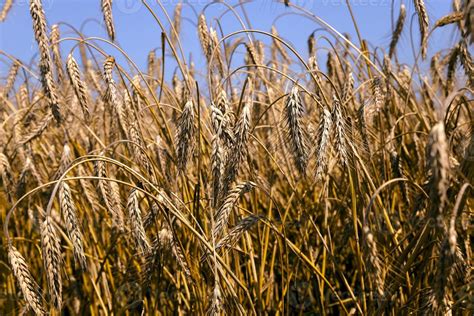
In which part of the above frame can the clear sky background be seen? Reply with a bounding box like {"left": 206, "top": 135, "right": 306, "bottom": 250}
{"left": 0, "top": 0, "right": 461, "bottom": 80}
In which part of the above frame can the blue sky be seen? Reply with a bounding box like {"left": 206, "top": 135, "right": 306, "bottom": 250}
{"left": 0, "top": 0, "right": 459, "bottom": 79}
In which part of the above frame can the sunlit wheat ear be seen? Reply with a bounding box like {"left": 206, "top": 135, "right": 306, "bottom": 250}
{"left": 341, "top": 71, "right": 354, "bottom": 102}
{"left": 315, "top": 107, "right": 333, "bottom": 180}
{"left": 94, "top": 157, "right": 125, "bottom": 230}
{"left": 372, "top": 76, "right": 384, "bottom": 114}
{"left": 66, "top": 53, "right": 90, "bottom": 121}
{"left": 209, "top": 27, "right": 225, "bottom": 76}
{"left": 284, "top": 86, "right": 308, "bottom": 174}
{"left": 101, "top": 0, "right": 115, "bottom": 41}
{"left": 103, "top": 56, "right": 128, "bottom": 138}
{"left": 435, "top": 12, "right": 463, "bottom": 27}
{"left": 8, "top": 245, "right": 46, "bottom": 315}
{"left": 427, "top": 122, "right": 449, "bottom": 226}
{"left": 389, "top": 4, "right": 405, "bottom": 58}
{"left": 127, "top": 188, "right": 151, "bottom": 253}
{"left": 198, "top": 14, "right": 211, "bottom": 58}
{"left": 213, "top": 181, "right": 255, "bottom": 241}
{"left": 362, "top": 226, "right": 384, "bottom": 297}
{"left": 40, "top": 215, "right": 62, "bottom": 309}
{"left": 171, "top": 2, "right": 182, "bottom": 46}
{"left": 50, "top": 24, "right": 64, "bottom": 83}
{"left": 29, "top": 0, "right": 61, "bottom": 123}
{"left": 414, "top": 0, "right": 429, "bottom": 59}
{"left": 59, "top": 182, "right": 87, "bottom": 270}
{"left": 175, "top": 100, "right": 195, "bottom": 172}
{"left": 221, "top": 96, "right": 252, "bottom": 199}
{"left": 3, "top": 59, "right": 20, "bottom": 98}
{"left": 332, "top": 94, "right": 349, "bottom": 166}
{"left": 0, "top": 0, "right": 13, "bottom": 21}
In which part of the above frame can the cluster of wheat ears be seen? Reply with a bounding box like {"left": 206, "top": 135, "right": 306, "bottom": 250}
{"left": 0, "top": 0, "right": 473, "bottom": 314}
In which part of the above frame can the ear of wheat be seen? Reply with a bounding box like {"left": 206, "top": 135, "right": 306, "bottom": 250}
{"left": 8, "top": 245, "right": 46, "bottom": 315}
{"left": 0, "top": 0, "right": 13, "bottom": 21}
{"left": 175, "top": 100, "right": 195, "bottom": 172}
{"left": 29, "top": 0, "right": 62, "bottom": 123}
{"left": 59, "top": 182, "right": 87, "bottom": 269}
{"left": 389, "top": 4, "right": 406, "bottom": 58}
{"left": 414, "top": 0, "right": 429, "bottom": 59}
{"left": 127, "top": 187, "right": 151, "bottom": 253}
{"left": 101, "top": 0, "right": 115, "bottom": 41}
{"left": 284, "top": 86, "right": 308, "bottom": 174}
{"left": 66, "top": 53, "right": 90, "bottom": 121}
{"left": 40, "top": 215, "right": 62, "bottom": 309}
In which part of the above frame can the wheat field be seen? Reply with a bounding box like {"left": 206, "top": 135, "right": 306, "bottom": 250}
{"left": 0, "top": 0, "right": 473, "bottom": 315}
